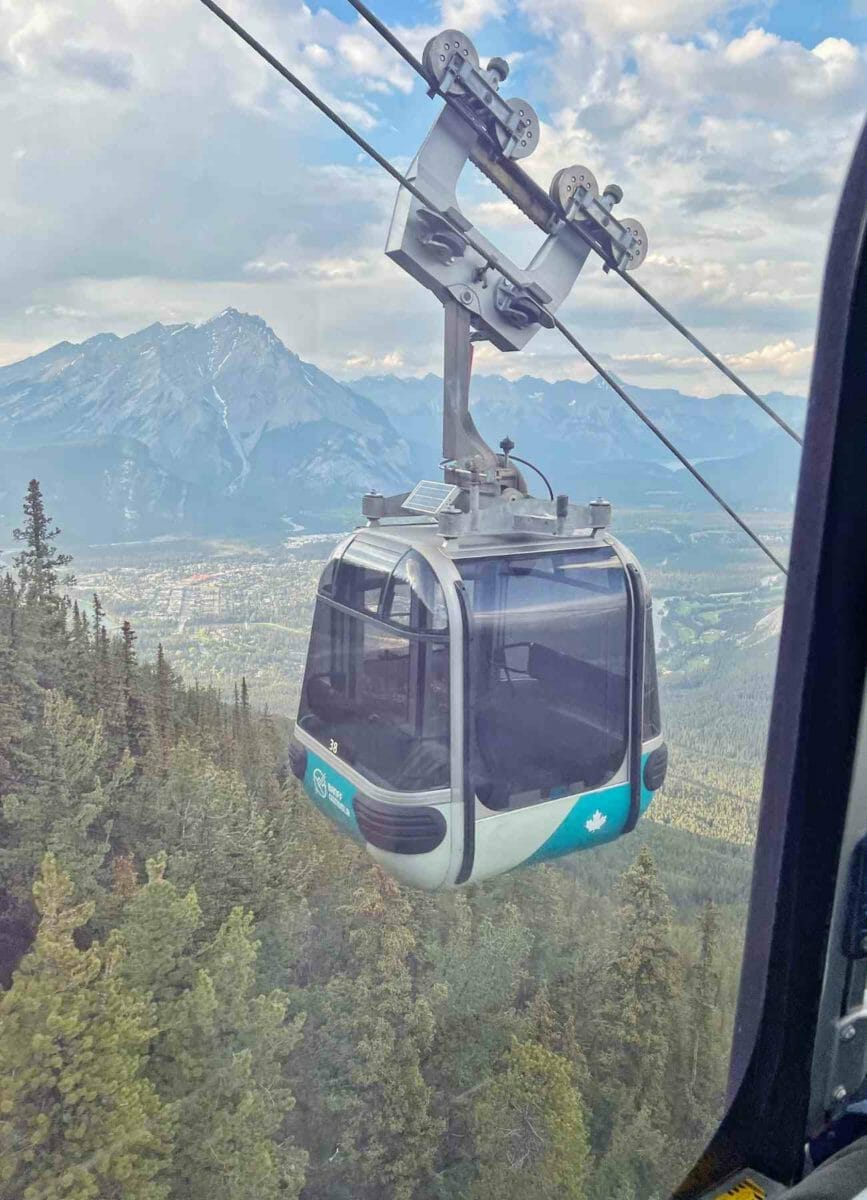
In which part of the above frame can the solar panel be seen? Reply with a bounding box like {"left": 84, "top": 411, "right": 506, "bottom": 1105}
{"left": 402, "top": 480, "right": 461, "bottom": 515}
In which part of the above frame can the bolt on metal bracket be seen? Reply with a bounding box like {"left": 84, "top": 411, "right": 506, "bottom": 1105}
{"left": 825, "top": 1006, "right": 867, "bottom": 1113}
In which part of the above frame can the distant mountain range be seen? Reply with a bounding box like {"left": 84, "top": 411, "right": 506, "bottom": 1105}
{"left": 0, "top": 309, "right": 804, "bottom": 543}
{"left": 352, "top": 371, "right": 805, "bottom": 514}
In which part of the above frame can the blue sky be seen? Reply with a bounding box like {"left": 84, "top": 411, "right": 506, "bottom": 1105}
{"left": 1, "top": 0, "right": 865, "bottom": 394}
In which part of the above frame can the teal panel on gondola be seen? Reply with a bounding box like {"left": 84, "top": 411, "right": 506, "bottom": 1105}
{"left": 303, "top": 751, "right": 364, "bottom": 842}
{"left": 525, "top": 752, "right": 657, "bottom": 866}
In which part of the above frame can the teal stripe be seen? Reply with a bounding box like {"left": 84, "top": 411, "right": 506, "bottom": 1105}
{"left": 524, "top": 753, "right": 657, "bottom": 866}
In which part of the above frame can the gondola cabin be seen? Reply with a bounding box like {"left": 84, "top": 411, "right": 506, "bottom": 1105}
{"left": 289, "top": 522, "right": 666, "bottom": 890}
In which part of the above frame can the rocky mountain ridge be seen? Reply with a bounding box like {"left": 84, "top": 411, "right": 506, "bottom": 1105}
{"left": 0, "top": 309, "right": 803, "bottom": 542}
{"left": 0, "top": 309, "right": 413, "bottom": 540}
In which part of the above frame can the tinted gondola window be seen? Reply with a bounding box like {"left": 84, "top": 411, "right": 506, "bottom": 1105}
{"left": 384, "top": 551, "right": 448, "bottom": 632}
{"left": 335, "top": 539, "right": 403, "bottom": 615}
{"left": 297, "top": 553, "right": 450, "bottom": 790}
{"left": 459, "top": 547, "right": 628, "bottom": 809}
{"left": 644, "top": 605, "right": 662, "bottom": 740}
{"left": 317, "top": 556, "right": 337, "bottom": 596}
{"left": 384, "top": 568, "right": 413, "bottom": 626}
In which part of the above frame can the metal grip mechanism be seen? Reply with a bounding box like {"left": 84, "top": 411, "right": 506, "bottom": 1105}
{"left": 422, "top": 30, "right": 539, "bottom": 162}
{"left": 387, "top": 27, "right": 649, "bottom": 353}
{"left": 377, "top": 27, "right": 625, "bottom": 538}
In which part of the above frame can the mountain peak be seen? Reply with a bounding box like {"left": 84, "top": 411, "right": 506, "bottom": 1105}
{"left": 201, "top": 306, "right": 264, "bottom": 330}
{"left": 0, "top": 309, "right": 411, "bottom": 526}
{"left": 81, "top": 332, "right": 120, "bottom": 349}
{"left": 195, "top": 307, "right": 288, "bottom": 355}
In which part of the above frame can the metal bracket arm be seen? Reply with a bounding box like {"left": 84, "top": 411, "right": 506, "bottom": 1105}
{"left": 386, "top": 88, "right": 591, "bottom": 352}
{"left": 387, "top": 28, "right": 648, "bottom": 351}
{"left": 442, "top": 299, "right": 497, "bottom": 473}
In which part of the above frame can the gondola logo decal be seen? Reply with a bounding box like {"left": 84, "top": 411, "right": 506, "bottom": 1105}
{"left": 311, "top": 768, "right": 352, "bottom": 819}
{"left": 585, "top": 810, "right": 607, "bottom": 832}
{"left": 305, "top": 754, "right": 361, "bottom": 838}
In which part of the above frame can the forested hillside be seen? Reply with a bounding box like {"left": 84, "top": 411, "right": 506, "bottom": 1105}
{"left": 0, "top": 482, "right": 749, "bottom": 1200}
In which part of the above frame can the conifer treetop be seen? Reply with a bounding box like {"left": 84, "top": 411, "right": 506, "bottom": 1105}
{"left": 12, "top": 479, "right": 73, "bottom": 599}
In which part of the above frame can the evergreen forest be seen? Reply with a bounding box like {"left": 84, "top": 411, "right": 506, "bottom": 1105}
{"left": 0, "top": 481, "right": 751, "bottom": 1200}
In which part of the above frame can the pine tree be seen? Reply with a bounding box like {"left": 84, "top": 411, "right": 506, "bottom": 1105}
{"left": 299, "top": 868, "right": 442, "bottom": 1200}
{"left": 592, "top": 1105, "right": 669, "bottom": 1200}
{"left": 523, "top": 982, "right": 591, "bottom": 1099}
{"left": 119, "top": 854, "right": 202, "bottom": 1015}
{"left": 470, "top": 1039, "right": 590, "bottom": 1200}
{"left": 0, "top": 691, "right": 131, "bottom": 901}
{"left": 237, "top": 675, "right": 255, "bottom": 772}
{"left": 0, "top": 635, "right": 26, "bottom": 795}
{"left": 152, "top": 643, "right": 174, "bottom": 767}
{"left": 5, "top": 485, "right": 70, "bottom": 699}
{"left": 138, "top": 741, "right": 283, "bottom": 928}
{"left": 689, "top": 900, "right": 724, "bottom": 1116}
{"left": 596, "top": 847, "right": 681, "bottom": 1138}
{"left": 12, "top": 480, "right": 72, "bottom": 601}
{"left": 65, "top": 600, "right": 92, "bottom": 713}
{"left": 120, "top": 620, "right": 148, "bottom": 758}
{"left": 119, "top": 864, "right": 306, "bottom": 1200}
{"left": 0, "top": 855, "right": 171, "bottom": 1200}
{"left": 0, "top": 570, "right": 36, "bottom": 981}
{"left": 424, "top": 891, "right": 530, "bottom": 1093}
{"left": 92, "top": 593, "right": 109, "bottom": 714}
{"left": 103, "top": 636, "right": 128, "bottom": 753}
{"left": 171, "top": 908, "right": 306, "bottom": 1200}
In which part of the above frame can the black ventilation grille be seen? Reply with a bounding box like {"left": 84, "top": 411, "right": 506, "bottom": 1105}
{"left": 644, "top": 743, "right": 668, "bottom": 792}
{"left": 354, "top": 794, "right": 447, "bottom": 855}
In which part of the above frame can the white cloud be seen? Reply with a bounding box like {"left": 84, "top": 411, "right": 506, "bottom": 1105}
{"left": 636, "top": 28, "right": 865, "bottom": 118}
{"left": 0, "top": 0, "right": 857, "bottom": 399}
{"left": 308, "top": 256, "right": 372, "bottom": 282}
{"left": 243, "top": 259, "right": 297, "bottom": 278}
{"left": 335, "top": 31, "right": 414, "bottom": 94}
{"left": 520, "top": 0, "right": 740, "bottom": 41}
{"left": 344, "top": 349, "right": 405, "bottom": 370}
{"left": 23, "top": 304, "right": 87, "bottom": 319}
{"left": 726, "top": 339, "right": 814, "bottom": 377}
{"left": 724, "top": 28, "right": 781, "bottom": 65}
{"left": 611, "top": 351, "right": 704, "bottom": 371}
{"left": 304, "top": 42, "right": 332, "bottom": 68}
{"left": 605, "top": 338, "right": 813, "bottom": 381}
{"left": 440, "top": 0, "right": 507, "bottom": 34}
